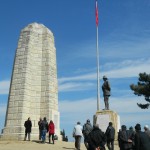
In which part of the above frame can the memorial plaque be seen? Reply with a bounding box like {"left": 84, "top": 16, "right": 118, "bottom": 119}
{"left": 95, "top": 110, "right": 121, "bottom": 140}
{"left": 96, "top": 114, "right": 110, "bottom": 132}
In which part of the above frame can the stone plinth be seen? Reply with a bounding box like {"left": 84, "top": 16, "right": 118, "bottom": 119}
{"left": 1, "top": 23, "right": 60, "bottom": 140}
{"left": 94, "top": 110, "right": 120, "bottom": 140}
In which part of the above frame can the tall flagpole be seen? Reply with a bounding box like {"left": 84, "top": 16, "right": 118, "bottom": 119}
{"left": 95, "top": 0, "right": 100, "bottom": 111}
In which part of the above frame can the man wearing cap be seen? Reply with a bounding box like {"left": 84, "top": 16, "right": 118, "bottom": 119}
{"left": 144, "top": 125, "right": 150, "bottom": 137}
{"left": 102, "top": 75, "right": 111, "bottom": 110}
{"left": 118, "top": 125, "right": 133, "bottom": 150}
{"left": 82, "top": 119, "right": 93, "bottom": 149}
{"left": 73, "top": 122, "right": 83, "bottom": 150}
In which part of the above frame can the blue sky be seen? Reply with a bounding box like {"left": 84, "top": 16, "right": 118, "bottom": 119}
{"left": 0, "top": 0, "right": 150, "bottom": 141}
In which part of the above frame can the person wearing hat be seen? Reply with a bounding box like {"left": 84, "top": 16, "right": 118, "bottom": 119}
{"left": 102, "top": 75, "right": 111, "bottom": 110}
{"left": 134, "top": 123, "right": 150, "bottom": 150}
{"left": 144, "top": 125, "right": 150, "bottom": 137}
{"left": 118, "top": 125, "right": 133, "bottom": 150}
{"left": 82, "top": 119, "right": 93, "bottom": 149}
{"left": 72, "top": 122, "right": 83, "bottom": 150}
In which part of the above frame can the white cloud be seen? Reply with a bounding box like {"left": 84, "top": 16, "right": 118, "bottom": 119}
{"left": 59, "top": 98, "right": 96, "bottom": 114}
{"left": 110, "top": 97, "right": 150, "bottom": 114}
{"left": 102, "top": 59, "right": 150, "bottom": 79}
{"left": 58, "top": 73, "right": 96, "bottom": 83}
{"left": 59, "top": 96, "right": 150, "bottom": 116}
{"left": 59, "top": 58, "right": 150, "bottom": 82}
{"left": 0, "top": 80, "right": 10, "bottom": 94}
{"left": 58, "top": 58, "right": 150, "bottom": 92}
{"left": 58, "top": 82, "right": 95, "bottom": 92}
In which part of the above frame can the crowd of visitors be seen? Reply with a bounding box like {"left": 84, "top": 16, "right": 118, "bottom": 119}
{"left": 72, "top": 120, "right": 150, "bottom": 150}
{"left": 118, "top": 123, "right": 150, "bottom": 150}
{"left": 24, "top": 117, "right": 150, "bottom": 150}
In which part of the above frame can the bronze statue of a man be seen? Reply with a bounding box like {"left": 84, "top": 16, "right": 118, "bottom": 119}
{"left": 102, "top": 75, "right": 111, "bottom": 110}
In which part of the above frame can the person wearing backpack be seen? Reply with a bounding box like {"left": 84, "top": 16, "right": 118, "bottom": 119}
{"left": 82, "top": 119, "right": 93, "bottom": 149}
{"left": 105, "top": 122, "right": 115, "bottom": 150}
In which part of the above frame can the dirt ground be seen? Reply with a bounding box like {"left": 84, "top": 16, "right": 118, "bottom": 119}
{"left": 0, "top": 140, "right": 119, "bottom": 150}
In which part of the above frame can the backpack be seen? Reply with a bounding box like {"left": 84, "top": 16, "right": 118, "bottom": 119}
{"left": 106, "top": 127, "right": 115, "bottom": 140}
{"left": 82, "top": 123, "right": 93, "bottom": 136}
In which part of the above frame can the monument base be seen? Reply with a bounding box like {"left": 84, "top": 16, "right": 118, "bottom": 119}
{"left": 93, "top": 110, "right": 120, "bottom": 140}
{"left": 1, "top": 110, "right": 62, "bottom": 141}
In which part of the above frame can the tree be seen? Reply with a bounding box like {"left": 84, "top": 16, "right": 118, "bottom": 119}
{"left": 130, "top": 72, "right": 150, "bottom": 109}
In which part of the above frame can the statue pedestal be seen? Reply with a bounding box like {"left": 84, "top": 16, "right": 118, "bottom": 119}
{"left": 94, "top": 110, "right": 121, "bottom": 140}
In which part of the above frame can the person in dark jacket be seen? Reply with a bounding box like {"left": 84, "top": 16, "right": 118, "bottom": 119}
{"left": 128, "top": 126, "right": 135, "bottom": 149}
{"left": 118, "top": 125, "right": 133, "bottom": 150}
{"left": 105, "top": 122, "right": 115, "bottom": 150}
{"left": 134, "top": 123, "right": 150, "bottom": 150}
{"left": 82, "top": 119, "right": 93, "bottom": 149}
{"left": 118, "top": 129, "right": 122, "bottom": 149}
{"left": 41, "top": 117, "right": 48, "bottom": 143}
{"left": 128, "top": 126, "right": 135, "bottom": 138}
{"left": 38, "top": 117, "right": 43, "bottom": 140}
{"left": 24, "top": 117, "right": 32, "bottom": 141}
{"left": 88, "top": 124, "right": 106, "bottom": 150}
{"left": 48, "top": 120, "right": 55, "bottom": 144}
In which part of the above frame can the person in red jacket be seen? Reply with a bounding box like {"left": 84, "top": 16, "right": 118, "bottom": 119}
{"left": 48, "top": 120, "right": 55, "bottom": 144}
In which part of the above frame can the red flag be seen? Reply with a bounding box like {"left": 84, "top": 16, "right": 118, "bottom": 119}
{"left": 95, "top": 0, "right": 98, "bottom": 26}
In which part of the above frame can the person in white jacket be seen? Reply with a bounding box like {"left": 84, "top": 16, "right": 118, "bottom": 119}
{"left": 73, "top": 122, "right": 83, "bottom": 150}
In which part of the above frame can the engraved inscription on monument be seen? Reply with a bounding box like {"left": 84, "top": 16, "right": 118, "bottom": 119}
{"left": 96, "top": 114, "right": 110, "bottom": 132}
{"left": 1, "top": 23, "right": 60, "bottom": 140}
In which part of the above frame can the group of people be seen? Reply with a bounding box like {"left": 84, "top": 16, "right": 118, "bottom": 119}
{"left": 24, "top": 117, "right": 55, "bottom": 144}
{"left": 73, "top": 120, "right": 150, "bottom": 150}
{"left": 73, "top": 120, "right": 115, "bottom": 150}
{"left": 118, "top": 123, "right": 150, "bottom": 150}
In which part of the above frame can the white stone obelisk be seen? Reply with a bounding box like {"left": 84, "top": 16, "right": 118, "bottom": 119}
{"left": 1, "top": 23, "right": 60, "bottom": 140}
